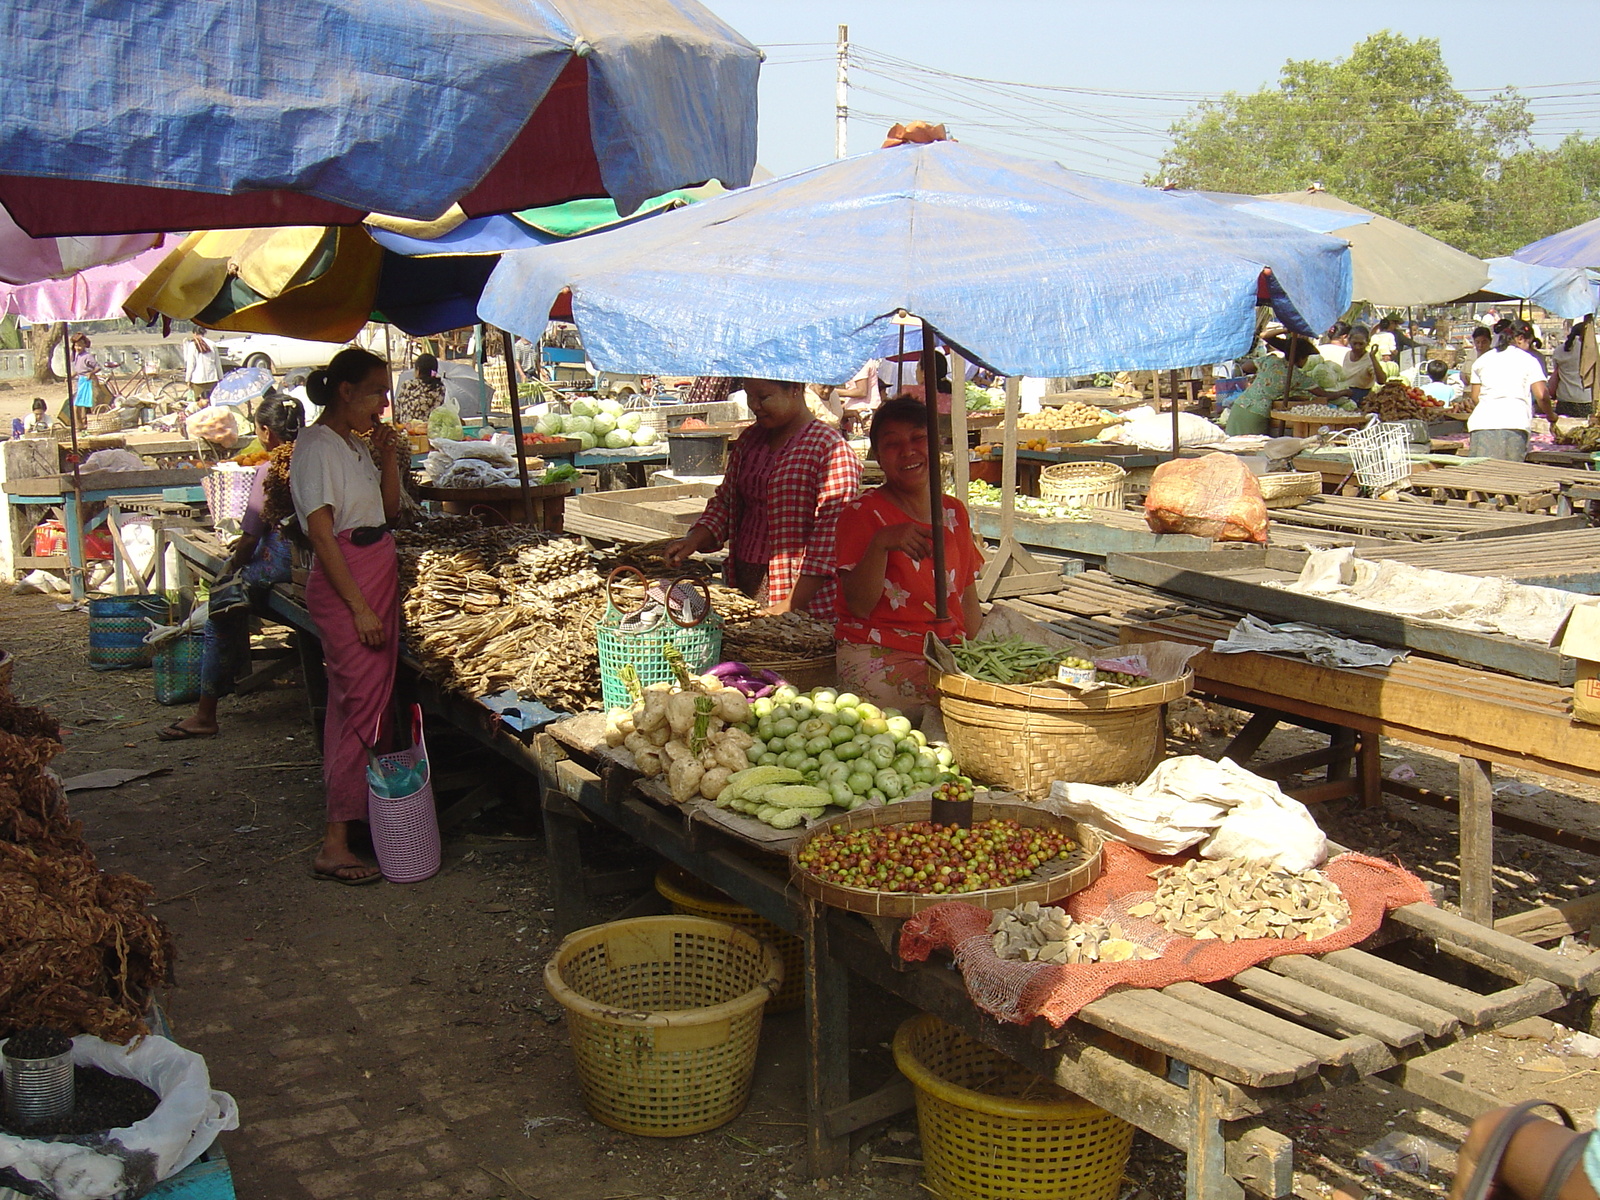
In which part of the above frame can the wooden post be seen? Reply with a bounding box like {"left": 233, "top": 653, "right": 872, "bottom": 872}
{"left": 804, "top": 901, "right": 851, "bottom": 1177}
{"left": 1459, "top": 756, "right": 1495, "bottom": 926}
{"left": 919, "top": 319, "right": 948, "bottom": 620}
{"left": 1186, "top": 1071, "right": 1244, "bottom": 1200}
{"left": 976, "top": 377, "right": 1054, "bottom": 601}
{"left": 499, "top": 329, "right": 536, "bottom": 525}
{"left": 1000, "top": 374, "right": 1020, "bottom": 543}
{"left": 949, "top": 349, "right": 969, "bottom": 501}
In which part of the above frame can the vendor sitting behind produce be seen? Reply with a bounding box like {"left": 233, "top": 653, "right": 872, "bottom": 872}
{"left": 664, "top": 377, "right": 861, "bottom": 617}
{"left": 1223, "top": 334, "right": 1349, "bottom": 436}
{"left": 834, "top": 397, "right": 984, "bottom": 721}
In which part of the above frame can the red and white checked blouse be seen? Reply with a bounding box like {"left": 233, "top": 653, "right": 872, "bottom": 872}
{"left": 693, "top": 419, "right": 861, "bottom": 618}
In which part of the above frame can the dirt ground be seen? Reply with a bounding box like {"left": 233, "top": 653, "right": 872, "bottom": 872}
{"left": 3, "top": 592, "right": 1598, "bottom": 1200}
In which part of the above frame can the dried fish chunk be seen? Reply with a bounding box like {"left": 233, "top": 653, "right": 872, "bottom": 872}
{"left": 1140, "top": 856, "right": 1349, "bottom": 944}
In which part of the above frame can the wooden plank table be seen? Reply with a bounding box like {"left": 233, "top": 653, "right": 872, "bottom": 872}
{"left": 1123, "top": 613, "right": 1600, "bottom": 925}
{"left": 533, "top": 716, "right": 1600, "bottom": 1199}
{"left": 1269, "top": 494, "right": 1584, "bottom": 542}
{"left": 1351, "top": 527, "right": 1600, "bottom": 594}
{"left": 969, "top": 505, "right": 1382, "bottom": 561}
{"left": 1404, "top": 460, "right": 1599, "bottom": 512}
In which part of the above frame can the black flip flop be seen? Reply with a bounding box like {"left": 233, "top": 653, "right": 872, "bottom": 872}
{"left": 310, "top": 864, "right": 383, "bottom": 886}
{"left": 156, "top": 722, "right": 217, "bottom": 742}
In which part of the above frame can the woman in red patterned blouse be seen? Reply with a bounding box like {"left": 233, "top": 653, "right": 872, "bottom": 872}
{"left": 834, "top": 397, "right": 984, "bottom": 719}
{"left": 664, "top": 378, "right": 861, "bottom": 617}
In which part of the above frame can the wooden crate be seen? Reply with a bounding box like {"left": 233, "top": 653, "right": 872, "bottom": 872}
{"left": 571, "top": 482, "right": 716, "bottom": 535}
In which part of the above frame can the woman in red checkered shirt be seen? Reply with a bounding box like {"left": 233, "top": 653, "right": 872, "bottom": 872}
{"left": 664, "top": 378, "right": 861, "bottom": 618}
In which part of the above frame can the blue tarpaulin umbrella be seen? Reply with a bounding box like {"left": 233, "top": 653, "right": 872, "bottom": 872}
{"left": 0, "top": 0, "right": 759, "bottom": 237}
{"left": 478, "top": 138, "right": 1352, "bottom": 383}
{"left": 1515, "top": 215, "right": 1600, "bottom": 272}
{"left": 1460, "top": 258, "right": 1597, "bottom": 319}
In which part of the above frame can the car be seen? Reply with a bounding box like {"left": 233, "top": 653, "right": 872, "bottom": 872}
{"left": 215, "top": 333, "right": 353, "bottom": 374}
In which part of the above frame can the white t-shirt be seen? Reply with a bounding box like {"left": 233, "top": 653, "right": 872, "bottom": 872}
{"left": 290, "top": 424, "right": 386, "bottom": 533}
{"left": 1468, "top": 347, "right": 1547, "bottom": 432}
{"left": 1552, "top": 337, "right": 1594, "bottom": 407}
{"left": 1371, "top": 330, "right": 1398, "bottom": 359}
{"left": 182, "top": 338, "right": 222, "bottom": 384}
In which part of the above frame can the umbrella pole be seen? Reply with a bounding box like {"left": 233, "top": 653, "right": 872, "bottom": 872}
{"left": 949, "top": 349, "right": 968, "bottom": 499}
{"left": 500, "top": 329, "right": 536, "bottom": 525}
{"left": 65, "top": 343, "right": 84, "bottom": 600}
{"left": 1282, "top": 334, "right": 1298, "bottom": 414}
{"left": 919, "top": 319, "right": 948, "bottom": 621}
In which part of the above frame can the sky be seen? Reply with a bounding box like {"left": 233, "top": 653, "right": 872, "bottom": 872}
{"left": 707, "top": 0, "right": 1600, "bottom": 182}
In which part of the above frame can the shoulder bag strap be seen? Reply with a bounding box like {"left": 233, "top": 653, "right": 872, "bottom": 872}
{"left": 1458, "top": 1102, "right": 1577, "bottom": 1200}
{"left": 1534, "top": 1131, "right": 1592, "bottom": 1200}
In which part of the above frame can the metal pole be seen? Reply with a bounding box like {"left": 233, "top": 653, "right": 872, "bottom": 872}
{"left": 834, "top": 25, "right": 849, "bottom": 160}
{"left": 919, "top": 320, "right": 948, "bottom": 621}
{"left": 500, "top": 329, "right": 536, "bottom": 525}
{"left": 65, "top": 333, "right": 84, "bottom": 599}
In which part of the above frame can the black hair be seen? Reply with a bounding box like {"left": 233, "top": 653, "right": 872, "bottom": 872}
{"left": 1265, "top": 334, "right": 1315, "bottom": 365}
{"left": 306, "top": 347, "right": 386, "bottom": 412}
{"left": 1349, "top": 323, "right": 1371, "bottom": 343}
{"left": 30, "top": 397, "right": 47, "bottom": 411}
{"left": 868, "top": 396, "right": 934, "bottom": 451}
{"left": 414, "top": 352, "right": 438, "bottom": 380}
{"left": 1495, "top": 319, "right": 1540, "bottom": 353}
{"left": 1424, "top": 360, "right": 1448, "bottom": 382}
{"left": 1471, "top": 325, "right": 1492, "bottom": 343}
{"left": 255, "top": 391, "right": 303, "bottom": 442}
{"left": 1323, "top": 321, "right": 1351, "bottom": 342}
{"left": 1565, "top": 315, "right": 1592, "bottom": 353}
{"left": 1376, "top": 317, "right": 1396, "bottom": 331}
{"left": 921, "top": 351, "right": 951, "bottom": 393}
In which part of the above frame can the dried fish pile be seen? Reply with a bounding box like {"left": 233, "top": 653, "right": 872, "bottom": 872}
{"left": 989, "top": 901, "right": 1159, "bottom": 965}
{"left": 722, "top": 610, "right": 834, "bottom": 662}
{"left": 1131, "top": 857, "right": 1350, "bottom": 943}
{"left": 395, "top": 521, "right": 608, "bottom": 710}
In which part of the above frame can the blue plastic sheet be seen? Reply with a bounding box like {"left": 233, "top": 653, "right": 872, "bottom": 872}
{"left": 478, "top": 140, "right": 1351, "bottom": 383}
{"left": 0, "top": 0, "right": 759, "bottom": 225}
{"left": 1479, "top": 257, "right": 1597, "bottom": 319}
{"left": 1515, "top": 215, "right": 1600, "bottom": 273}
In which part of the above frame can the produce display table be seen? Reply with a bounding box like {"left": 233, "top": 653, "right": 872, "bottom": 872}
{"left": 532, "top": 714, "right": 1600, "bottom": 1200}
{"left": 1269, "top": 409, "right": 1369, "bottom": 438}
{"left": 1123, "top": 613, "right": 1600, "bottom": 926}
{"left": 967, "top": 504, "right": 1380, "bottom": 561}
{"left": 416, "top": 481, "right": 573, "bottom": 530}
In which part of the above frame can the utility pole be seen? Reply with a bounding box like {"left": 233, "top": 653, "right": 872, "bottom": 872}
{"left": 834, "top": 24, "right": 848, "bottom": 159}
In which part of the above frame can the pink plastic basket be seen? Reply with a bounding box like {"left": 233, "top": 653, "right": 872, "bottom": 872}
{"left": 202, "top": 466, "right": 256, "bottom": 526}
{"left": 368, "top": 705, "right": 442, "bottom": 884}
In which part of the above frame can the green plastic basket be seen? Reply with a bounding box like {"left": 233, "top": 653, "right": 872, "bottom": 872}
{"left": 596, "top": 605, "right": 722, "bottom": 710}
{"left": 152, "top": 633, "right": 204, "bottom": 706}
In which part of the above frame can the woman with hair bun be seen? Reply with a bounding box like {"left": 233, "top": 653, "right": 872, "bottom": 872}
{"left": 291, "top": 347, "right": 403, "bottom": 885}
{"left": 158, "top": 392, "right": 304, "bottom": 742}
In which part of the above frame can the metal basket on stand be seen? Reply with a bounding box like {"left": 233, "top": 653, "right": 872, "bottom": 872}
{"left": 1346, "top": 418, "right": 1412, "bottom": 493}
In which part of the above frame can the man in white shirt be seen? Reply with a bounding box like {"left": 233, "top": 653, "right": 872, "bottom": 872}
{"left": 183, "top": 332, "right": 222, "bottom": 401}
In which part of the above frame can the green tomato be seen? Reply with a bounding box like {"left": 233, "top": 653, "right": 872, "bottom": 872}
{"left": 771, "top": 703, "right": 793, "bottom": 722}
{"left": 784, "top": 732, "right": 809, "bottom": 753}
{"left": 800, "top": 756, "right": 819, "bottom": 774}
{"left": 813, "top": 688, "right": 838, "bottom": 705}
{"left": 915, "top": 750, "right": 939, "bottom": 771}
{"left": 751, "top": 697, "right": 775, "bottom": 718}
{"left": 833, "top": 705, "right": 861, "bottom": 727}
{"left": 867, "top": 743, "right": 897, "bottom": 770}
{"left": 847, "top": 771, "right": 875, "bottom": 796}
{"left": 858, "top": 703, "right": 883, "bottom": 721}
{"left": 755, "top": 720, "right": 775, "bottom": 741}
{"left": 885, "top": 715, "right": 913, "bottom": 738}
{"left": 910, "top": 730, "right": 928, "bottom": 747}
{"left": 911, "top": 767, "right": 937, "bottom": 785}
{"left": 834, "top": 740, "right": 863, "bottom": 762}
{"left": 935, "top": 746, "right": 955, "bottom": 768}
{"left": 829, "top": 781, "right": 855, "bottom": 807}
{"left": 896, "top": 737, "right": 921, "bottom": 757}
{"left": 758, "top": 751, "right": 780, "bottom": 767}
{"left": 766, "top": 736, "right": 788, "bottom": 754}
{"left": 774, "top": 685, "right": 800, "bottom": 702}
{"left": 772, "top": 716, "right": 798, "bottom": 738}
{"left": 781, "top": 749, "right": 809, "bottom": 770}
{"left": 835, "top": 691, "right": 860, "bottom": 708}
{"left": 790, "top": 697, "right": 815, "bottom": 720}
{"left": 861, "top": 717, "right": 888, "bottom": 737}
{"left": 800, "top": 718, "right": 831, "bottom": 740}
{"left": 821, "top": 761, "right": 852, "bottom": 784}
{"left": 812, "top": 699, "right": 837, "bottom": 716}
{"left": 828, "top": 723, "right": 855, "bottom": 746}
{"left": 892, "top": 753, "right": 917, "bottom": 775}
{"left": 805, "top": 736, "right": 833, "bottom": 757}
{"left": 817, "top": 749, "right": 838, "bottom": 767}
{"left": 866, "top": 788, "right": 888, "bottom": 806}
{"left": 870, "top": 733, "right": 899, "bottom": 750}
{"left": 875, "top": 771, "right": 904, "bottom": 799}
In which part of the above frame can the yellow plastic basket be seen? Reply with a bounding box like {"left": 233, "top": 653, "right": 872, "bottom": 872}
{"left": 893, "top": 1015, "right": 1135, "bottom": 1200}
{"left": 544, "top": 915, "right": 781, "bottom": 1137}
{"left": 654, "top": 865, "right": 804, "bottom": 1013}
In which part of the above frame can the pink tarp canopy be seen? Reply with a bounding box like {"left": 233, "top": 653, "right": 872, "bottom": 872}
{"left": 0, "top": 203, "right": 160, "bottom": 286}
{"left": 0, "top": 238, "right": 178, "bottom": 321}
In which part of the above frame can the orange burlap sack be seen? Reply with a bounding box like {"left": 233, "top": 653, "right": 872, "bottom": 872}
{"left": 1143, "top": 452, "right": 1269, "bottom": 543}
{"left": 899, "top": 840, "right": 1432, "bottom": 1027}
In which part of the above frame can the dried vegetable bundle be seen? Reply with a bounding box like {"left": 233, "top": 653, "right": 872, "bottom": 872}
{"left": 0, "top": 699, "right": 172, "bottom": 1043}
{"left": 395, "top": 521, "right": 608, "bottom": 710}
{"left": 721, "top": 610, "right": 834, "bottom": 662}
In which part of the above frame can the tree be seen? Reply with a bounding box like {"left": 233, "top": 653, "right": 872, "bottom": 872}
{"left": 1484, "top": 134, "right": 1600, "bottom": 255}
{"left": 1153, "top": 32, "right": 1533, "bottom": 256}
{"left": 28, "top": 321, "right": 66, "bottom": 384}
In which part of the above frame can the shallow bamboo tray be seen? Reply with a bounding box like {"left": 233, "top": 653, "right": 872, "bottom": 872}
{"left": 789, "top": 798, "right": 1103, "bottom": 918}
{"left": 741, "top": 652, "right": 836, "bottom": 693}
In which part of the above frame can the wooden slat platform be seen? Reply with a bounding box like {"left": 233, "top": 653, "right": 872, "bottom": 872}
{"left": 994, "top": 569, "right": 1239, "bottom": 649}
{"left": 1270, "top": 495, "right": 1581, "bottom": 542}
{"left": 970, "top": 505, "right": 1383, "bottom": 560}
{"left": 1351, "top": 528, "right": 1600, "bottom": 593}
{"left": 1405, "top": 460, "right": 1597, "bottom": 511}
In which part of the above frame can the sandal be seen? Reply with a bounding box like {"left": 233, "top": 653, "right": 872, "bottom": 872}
{"left": 156, "top": 722, "right": 217, "bottom": 742}
{"left": 310, "top": 863, "right": 382, "bottom": 886}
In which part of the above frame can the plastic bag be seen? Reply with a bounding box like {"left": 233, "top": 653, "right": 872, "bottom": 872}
{"left": 1144, "top": 452, "right": 1269, "bottom": 543}
{"left": 1117, "top": 411, "right": 1226, "bottom": 451}
{"left": 184, "top": 406, "right": 240, "bottom": 448}
{"left": 0, "top": 1034, "right": 238, "bottom": 1200}
{"left": 427, "top": 396, "right": 464, "bottom": 442}
{"left": 1202, "top": 791, "right": 1328, "bottom": 874}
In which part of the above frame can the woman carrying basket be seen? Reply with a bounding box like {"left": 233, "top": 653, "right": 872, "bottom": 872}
{"left": 291, "top": 348, "right": 403, "bottom": 885}
{"left": 833, "top": 397, "right": 984, "bottom": 722}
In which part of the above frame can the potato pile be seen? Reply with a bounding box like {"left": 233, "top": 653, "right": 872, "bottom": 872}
{"left": 1017, "top": 402, "right": 1117, "bottom": 430}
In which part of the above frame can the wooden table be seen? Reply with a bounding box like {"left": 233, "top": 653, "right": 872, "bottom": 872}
{"left": 534, "top": 715, "right": 1600, "bottom": 1200}
{"left": 1269, "top": 409, "right": 1370, "bottom": 438}
{"left": 1124, "top": 613, "right": 1600, "bottom": 926}
{"left": 967, "top": 505, "right": 1383, "bottom": 561}
{"left": 1268, "top": 494, "right": 1583, "bottom": 542}
{"left": 1351, "top": 527, "right": 1600, "bottom": 594}
{"left": 1404, "top": 459, "right": 1599, "bottom": 512}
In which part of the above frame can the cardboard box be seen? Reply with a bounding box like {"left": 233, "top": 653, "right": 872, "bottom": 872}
{"left": 1557, "top": 603, "right": 1600, "bottom": 724}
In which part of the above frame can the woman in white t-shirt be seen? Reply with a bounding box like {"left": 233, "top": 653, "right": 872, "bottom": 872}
{"left": 1550, "top": 316, "right": 1594, "bottom": 417}
{"left": 290, "top": 347, "right": 403, "bottom": 885}
{"left": 1465, "top": 321, "right": 1552, "bottom": 462}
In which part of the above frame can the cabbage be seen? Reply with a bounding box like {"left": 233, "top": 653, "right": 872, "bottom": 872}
{"left": 534, "top": 414, "right": 564, "bottom": 435}
{"left": 633, "top": 427, "right": 657, "bottom": 447}
{"left": 564, "top": 415, "right": 593, "bottom": 435}
{"left": 617, "top": 412, "right": 642, "bottom": 433}
{"left": 576, "top": 431, "right": 598, "bottom": 451}
{"left": 598, "top": 397, "right": 624, "bottom": 415}
{"left": 569, "top": 398, "right": 598, "bottom": 418}
{"left": 591, "top": 412, "right": 617, "bottom": 436}
{"left": 603, "top": 429, "right": 633, "bottom": 449}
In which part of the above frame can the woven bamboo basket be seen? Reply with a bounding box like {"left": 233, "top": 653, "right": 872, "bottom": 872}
{"left": 1038, "top": 462, "right": 1126, "bottom": 509}
{"left": 654, "top": 865, "right": 803, "bottom": 1013}
{"left": 544, "top": 916, "right": 781, "bottom": 1137}
{"left": 740, "top": 652, "right": 836, "bottom": 693}
{"left": 1257, "top": 470, "right": 1321, "bottom": 507}
{"left": 933, "top": 669, "right": 1191, "bottom": 798}
{"left": 894, "top": 1015, "right": 1135, "bottom": 1200}
{"left": 789, "top": 799, "right": 1102, "bottom": 917}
